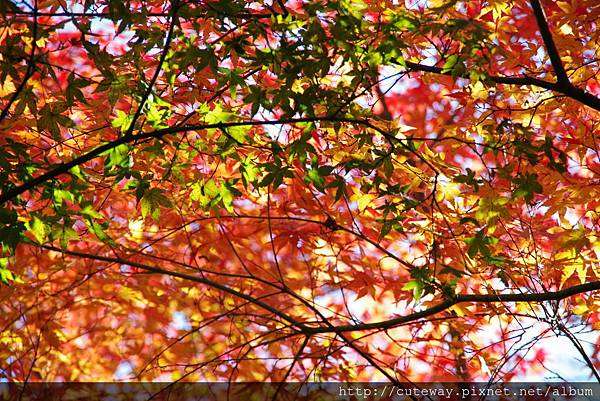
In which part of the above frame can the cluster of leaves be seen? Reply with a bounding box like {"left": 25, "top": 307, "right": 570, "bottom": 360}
{"left": 1, "top": 0, "right": 600, "bottom": 383}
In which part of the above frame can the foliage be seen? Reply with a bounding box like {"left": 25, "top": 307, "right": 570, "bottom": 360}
{"left": 1, "top": 0, "right": 600, "bottom": 382}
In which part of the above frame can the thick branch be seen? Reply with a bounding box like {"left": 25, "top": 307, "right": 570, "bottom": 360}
{"left": 307, "top": 281, "right": 600, "bottom": 334}
{"left": 529, "top": 0, "right": 569, "bottom": 84}
{"left": 36, "top": 245, "right": 600, "bottom": 336}
{"left": 404, "top": 61, "right": 556, "bottom": 89}
{"left": 403, "top": 61, "right": 600, "bottom": 112}
{"left": 40, "top": 244, "right": 309, "bottom": 333}
{"left": 0, "top": 116, "right": 372, "bottom": 205}
{"left": 2, "top": 92, "right": 599, "bottom": 206}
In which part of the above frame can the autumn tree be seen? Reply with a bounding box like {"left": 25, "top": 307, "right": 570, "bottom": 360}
{"left": 1, "top": 0, "right": 600, "bottom": 384}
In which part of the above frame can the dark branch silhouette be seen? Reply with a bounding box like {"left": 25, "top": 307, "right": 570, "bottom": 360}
{"left": 39, "top": 244, "right": 600, "bottom": 336}
{"left": 0, "top": 1, "right": 38, "bottom": 123}
{"left": 402, "top": 61, "right": 600, "bottom": 112}
{"left": 529, "top": 0, "right": 570, "bottom": 84}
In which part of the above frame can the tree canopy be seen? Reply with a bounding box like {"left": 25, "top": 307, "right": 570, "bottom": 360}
{"left": 1, "top": 0, "right": 600, "bottom": 382}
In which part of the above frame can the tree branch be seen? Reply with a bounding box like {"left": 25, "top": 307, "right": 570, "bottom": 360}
{"left": 554, "top": 322, "right": 600, "bottom": 383}
{"left": 306, "top": 281, "right": 600, "bottom": 334}
{"left": 529, "top": 0, "right": 569, "bottom": 84}
{"left": 1, "top": 10, "right": 273, "bottom": 19}
{"left": 0, "top": 116, "right": 373, "bottom": 205}
{"left": 0, "top": 1, "right": 38, "bottom": 124}
{"left": 39, "top": 244, "right": 310, "bottom": 334}
{"left": 402, "top": 61, "right": 600, "bottom": 112}
{"left": 123, "top": 1, "right": 179, "bottom": 139}
{"left": 36, "top": 244, "right": 600, "bottom": 338}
